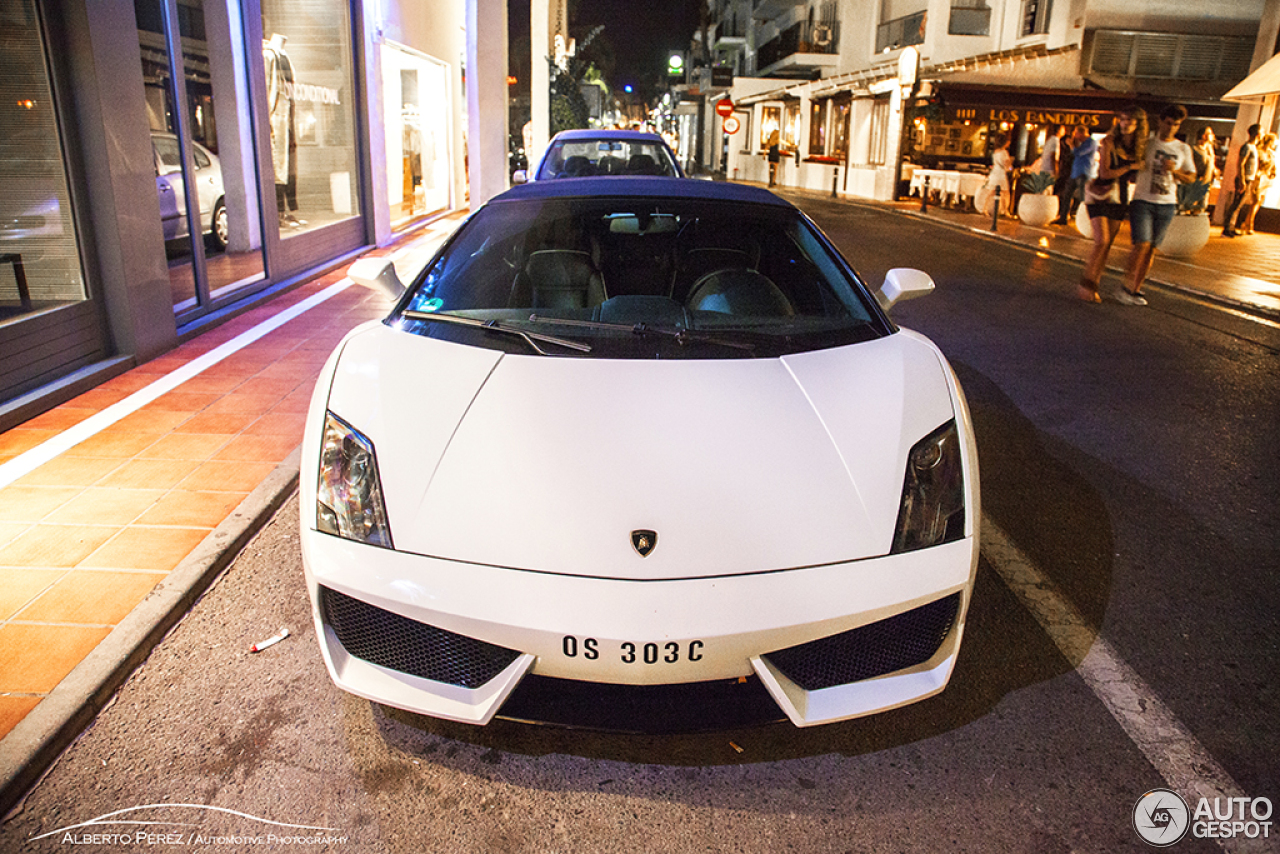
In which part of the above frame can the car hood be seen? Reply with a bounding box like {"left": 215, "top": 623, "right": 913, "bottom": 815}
{"left": 325, "top": 326, "right": 955, "bottom": 580}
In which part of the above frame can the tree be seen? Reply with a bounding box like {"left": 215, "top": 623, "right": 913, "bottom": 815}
{"left": 549, "top": 24, "right": 604, "bottom": 134}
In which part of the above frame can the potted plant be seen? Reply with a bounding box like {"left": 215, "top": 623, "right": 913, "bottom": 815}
{"left": 1017, "top": 172, "right": 1058, "bottom": 226}
{"left": 1159, "top": 180, "right": 1212, "bottom": 257}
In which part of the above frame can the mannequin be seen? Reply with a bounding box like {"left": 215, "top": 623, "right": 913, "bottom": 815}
{"left": 263, "top": 33, "right": 301, "bottom": 226}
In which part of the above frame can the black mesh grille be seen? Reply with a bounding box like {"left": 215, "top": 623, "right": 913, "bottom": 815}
{"left": 320, "top": 587, "right": 521, "bottom": 689}
{"left": 763, "top": 593, "right": 961, "bottom": 691}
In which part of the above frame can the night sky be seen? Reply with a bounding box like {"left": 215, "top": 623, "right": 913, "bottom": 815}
{"left": 509, "top": 0, "right": 703, "bottom": 95}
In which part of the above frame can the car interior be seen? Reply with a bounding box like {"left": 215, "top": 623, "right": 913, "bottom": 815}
{"left": 408, "top": 203, "right": 863, "bottom": 333}
{"left": 540, "top": 143, "right": 677, "bottom": 179}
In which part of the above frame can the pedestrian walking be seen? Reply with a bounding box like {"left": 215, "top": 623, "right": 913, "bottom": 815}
{"left": 1077, "top": 106, "right": 1146, "bottom": 303}
{"left": 767, "top": 131, "right": 781, "bottom": 187}
{"left": 1241, "top": 132, "right": 1276, "bottom": 235}
{"left": 1038, "top": 123, "right": 1064, "bottom": 179}
{"left": 1055, "top": 125, "right": 1093, "bottom": 224}
{"left": 1221, "top": 124, "right": 1260, "bottom": 237}
{"left": 1116, "top": 104, "right": 1196, "bottom": 306}
{"left": 979, "top": 133, "right": 1014, "bottom": 217}
{"left": 1192, "top": 126, "right": 1218, "bottom": 185}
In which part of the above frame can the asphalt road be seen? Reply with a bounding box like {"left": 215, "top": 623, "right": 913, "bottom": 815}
{"left": 2, "top": 201, "right": 1276, "bottom": 854}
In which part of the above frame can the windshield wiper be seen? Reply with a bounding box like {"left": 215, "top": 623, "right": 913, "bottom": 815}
{"left": 402, "top": 310, "right": 591, "bottom": 355}
{"left": 525, "top": 315, "right": 756, "bottom": 351}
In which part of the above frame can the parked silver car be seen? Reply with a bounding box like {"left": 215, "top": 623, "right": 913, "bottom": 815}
{"left": 152, "top": 132, "right": 228, "bottom": 250}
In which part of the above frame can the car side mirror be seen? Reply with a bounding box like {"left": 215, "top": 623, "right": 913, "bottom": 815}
{"left": 348, "top": 257, "right": 405, "bottom": 301}
{"left": 512, "top": 170, "right": 528, "bottom": 184}
{"left": 876, "top": 267, "right": 934, "bottom": 311}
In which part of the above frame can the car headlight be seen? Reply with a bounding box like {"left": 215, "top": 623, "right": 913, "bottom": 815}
{"left": 316, "top": 412, "right": 393, "bottom": 548}
{"left": 891, "top": 420, "right": 965, "bottom": 554}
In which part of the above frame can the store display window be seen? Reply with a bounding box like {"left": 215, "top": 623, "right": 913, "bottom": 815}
{"left": 261, "top": 0, "right": 361, "bottom": 236}
{"left": 761, "top": 106, "right": 781, "bottom": 151}
{"left": 137, "top": 0, "right": 268, "bottom": 316}
{"left": 0, "top": 0, "right": 86, "bottom": 325}
{"left": 831, "top": 97, "right": 851, "bottom": 160}
{"left": 783, "top": 101, "right": 801, "bottom": 152}
{"left": 809, "top": 100, "right": 827, "bottom": 156}
{"left": 381, "top": 42, "right": 451, "bottom": 231}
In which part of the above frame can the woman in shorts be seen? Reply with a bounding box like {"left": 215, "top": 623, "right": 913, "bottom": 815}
{"left": 1077, "top": 106, "right": 1146, "bottom": 302}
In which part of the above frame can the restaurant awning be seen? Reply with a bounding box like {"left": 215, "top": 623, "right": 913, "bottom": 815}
{"left": 1223, "top": 52, "right": 1280, "bottom": 103}
{"left": 931, "top": 82, "right": 1240, "bottom": 123}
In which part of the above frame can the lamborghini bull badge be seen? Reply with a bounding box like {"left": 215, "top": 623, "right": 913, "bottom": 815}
{"left": 631, "top": 529, "right": 657, "bottom": 557}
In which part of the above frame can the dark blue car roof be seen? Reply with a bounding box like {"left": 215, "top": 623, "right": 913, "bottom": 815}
{"left": 491, "top": 177, "right": 794, "bottom": 208}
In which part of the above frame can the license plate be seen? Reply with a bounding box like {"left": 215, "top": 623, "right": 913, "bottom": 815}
{"left": 562, "top": 635, "right": 705, "bottom": 665}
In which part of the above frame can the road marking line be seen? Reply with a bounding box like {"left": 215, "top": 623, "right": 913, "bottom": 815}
{"left": 982, "top": 521, "right": 1269, "bottom": 854}
{"left": 0, "top": 278, "right": 354, "bottom": 492}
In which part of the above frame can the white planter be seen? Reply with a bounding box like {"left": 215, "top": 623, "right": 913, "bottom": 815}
{"left": 1017, "top": 193, "right": 1057, "bottom": 227}
{"left": 1159, "top": 213, "right": 1210, "bottom": 257}
{"left": 1075, "top": 202, "right": 1093, "bottom": 239}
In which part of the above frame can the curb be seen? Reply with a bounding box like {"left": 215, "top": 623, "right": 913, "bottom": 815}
{"left": 0, "top": 448, "right": 303, "bottom": 819}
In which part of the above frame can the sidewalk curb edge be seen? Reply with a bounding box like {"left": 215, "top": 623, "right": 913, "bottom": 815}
{"left": 0, "top": 447, "right": 303, "bottom": 820}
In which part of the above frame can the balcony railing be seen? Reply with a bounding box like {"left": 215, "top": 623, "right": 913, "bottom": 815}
{"left": 714, "top": 18, "right": 749, "bottom": 42}
{"left": 875, "top": 11, "right": 925, "bottom": 53}
{"left": 757, "top": 20, "right": 840, "bottom": 69}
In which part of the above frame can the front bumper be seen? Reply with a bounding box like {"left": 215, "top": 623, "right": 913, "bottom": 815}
{"left": 301, "top": 529, "right": 977, "bottom": 727}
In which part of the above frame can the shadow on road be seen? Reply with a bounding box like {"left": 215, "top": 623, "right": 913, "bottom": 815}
{"left": 366, "top": 361, "right": 1117, "bottom": 771}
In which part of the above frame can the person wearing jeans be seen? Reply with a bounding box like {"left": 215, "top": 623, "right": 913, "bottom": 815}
{"left": 1221, "top": 124, "right": 1260, "bottom": 238}
{"left": 1056, "top": 125, "right": 1094, "bottom": 224}
{"left": 1117, "top": 105, "right": 1196, "bottom": 306}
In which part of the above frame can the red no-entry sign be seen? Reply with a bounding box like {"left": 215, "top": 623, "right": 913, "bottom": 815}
{"left": 715, "top": 98, "right": 734, "bottom": 118}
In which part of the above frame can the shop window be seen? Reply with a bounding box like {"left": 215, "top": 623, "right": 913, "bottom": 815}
{"left": 262, "top": 0, "right": 361, "bottom": 235}
{"left": 831, "top": 98, "right": 851, "bottom": 160}
{"left": 136, "top": 0, "right": 267, "bottom": 317}
{"left": 761, "top": 105, "right": 781, "bottom": 151}
{"left": 809, "top": 100, "right": 827, "bottom": 156}
{"left": 382, "top": 42, "right": 451, "bottom": 231}
{"left": 869, "top": 97, "right": 891, "bottom": 166}
{"left": 783, "top": 101, "right": 801, "bottom": 151}
{"left": 0, "top": 0, "right": 87, "bottom": 325}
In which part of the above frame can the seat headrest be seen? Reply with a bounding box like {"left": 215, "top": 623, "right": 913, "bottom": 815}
{"left": 525, "top": 250, "right": 595, "bottom": 288}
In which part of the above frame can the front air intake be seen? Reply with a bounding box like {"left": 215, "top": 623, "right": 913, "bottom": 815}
{"left": 320, "top": 587, "right": 520, "bottom": 689}
{"left": 763, "top": 593, "right": 961, "bottom": 691}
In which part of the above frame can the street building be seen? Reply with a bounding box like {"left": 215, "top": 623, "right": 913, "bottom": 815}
{"left": 678, "top": 0, "right": 1278, "bottom": 229}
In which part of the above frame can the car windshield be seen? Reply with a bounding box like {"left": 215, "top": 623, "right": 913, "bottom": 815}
{"left": 395, "top": 195, "right": 886, "bottom": 359}
{"left": 536, "top": 139, "right": 680, "bottom": 179}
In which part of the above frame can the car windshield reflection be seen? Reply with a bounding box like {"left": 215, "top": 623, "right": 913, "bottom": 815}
{"left": 396, "top": 193, "right": 883, "bottom": 358}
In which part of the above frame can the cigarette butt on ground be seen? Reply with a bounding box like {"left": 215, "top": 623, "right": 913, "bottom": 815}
{"left": 250, "top": 627, "right": 290, "bottom": 653}
{"left": 729, "top": 741, "right": 744, "bottom": 754}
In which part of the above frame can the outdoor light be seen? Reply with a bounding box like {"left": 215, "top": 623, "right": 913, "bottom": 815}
{"left": 668, "top": 51, "right": 685, "bottom": 75}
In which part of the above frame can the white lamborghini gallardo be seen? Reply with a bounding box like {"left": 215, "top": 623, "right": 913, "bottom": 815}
{"left": 300, "top": 177, "right": 979, "bottom": 729}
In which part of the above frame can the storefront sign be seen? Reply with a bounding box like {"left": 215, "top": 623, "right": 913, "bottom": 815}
{"left": 947, "top": 106, "right": 1106, "bottom": 127}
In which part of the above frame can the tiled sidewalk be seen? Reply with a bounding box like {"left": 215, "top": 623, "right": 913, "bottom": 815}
{"left": 0, "top": 213, "right": 463, "bottom": 742}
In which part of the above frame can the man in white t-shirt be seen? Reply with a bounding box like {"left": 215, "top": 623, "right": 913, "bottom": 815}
{"left": 1115, "top": 105, "right": 1196, "bottom": 306}
{"left": 1038, "top": 124, "right": 1063, "bottom": 175}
